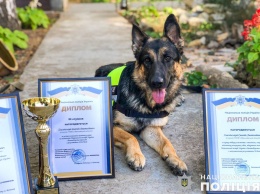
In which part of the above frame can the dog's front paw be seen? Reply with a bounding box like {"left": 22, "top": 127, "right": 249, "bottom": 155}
{"left": 126, "top": 152, "right": 146, "bottom": 171}
{"left": 176, "top": 93, "right": 185, "bottom": 107}
{"left": 163, "top": 155, "right": 188, "bottom": 176}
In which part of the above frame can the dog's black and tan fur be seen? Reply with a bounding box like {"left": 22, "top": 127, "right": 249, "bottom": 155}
{"left": 95, "top": 14, "right": 187, "bottom": 176}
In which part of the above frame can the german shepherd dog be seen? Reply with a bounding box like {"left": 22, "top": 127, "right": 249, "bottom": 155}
{"left": 95, "top": 14, "right": 187, "bottom": 176}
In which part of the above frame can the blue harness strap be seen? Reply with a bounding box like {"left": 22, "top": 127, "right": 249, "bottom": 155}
{"left": 115, "top": 103, "right": 169, "bottom": 118}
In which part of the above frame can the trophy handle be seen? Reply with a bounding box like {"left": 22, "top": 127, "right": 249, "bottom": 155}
{"left": 35, "top": 121, "right": 55, "bottom": 187}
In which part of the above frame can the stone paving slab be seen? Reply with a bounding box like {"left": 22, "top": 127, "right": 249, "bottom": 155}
{"left": 19, "top": 3, "right": 209, "bottom": 194}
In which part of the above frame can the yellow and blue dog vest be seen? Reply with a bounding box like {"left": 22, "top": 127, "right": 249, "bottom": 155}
{"left": 107, "top": 65, "right": 126, "bottom": 104}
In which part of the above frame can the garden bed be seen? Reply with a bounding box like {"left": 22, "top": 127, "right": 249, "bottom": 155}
{"left": 0, "top": 11, "right": 59, "bottom": 93}
{"left": 119, "top": 2, "right": 260, "bottom": 90}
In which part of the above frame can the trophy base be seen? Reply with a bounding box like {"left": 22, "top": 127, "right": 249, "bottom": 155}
{"left": 35, "top": 176, "right": 59, "bottom": 194}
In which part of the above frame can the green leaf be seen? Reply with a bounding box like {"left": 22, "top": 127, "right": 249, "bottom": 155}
{"left": 236, "top": 47, "right": 244, "bottom": 53}
{"left": 189, "top": 74, "right": 195, "bottom": 80}
{"left": 201, "top": 75, "right": 208, "bottom": 80}
{"left": 192, "top": 79, "right": 199, "bottom": 86}
{"left": 18, "top": 12, "right": 28, "bottom": 23}
{"left": 13, "top": 30, "right": 28, "bottom": 41}
{"left": 252, "top": 70, "right": 259, "bottom": 78}
{"left": 29, "top": 15, "right": 38, "bottom": 25}
{"left": 2, "top": 38, "right": 14, "bottom": 53}
{"left": 252, "top": 43, "right": 260, "bottom": 52}
{"left": 248, "top": 52, "right": 259, "bottom": 63}
{"left": 210, "top": 84, "right": 217, "bottom": 88}
{"left": 3, "top": 28, "right": 12, "bottom": 37}
{"left": 12, "top": 36, "right": 28, "bottom": 49}
{"left": 17, "top": 6, "right": 50, "bottom": 30}
{"left": 238, "top": 53, "right": 246, "bottom": 62}
{"left": 257, "top": 46, "right": 260, "bottom": 52}
{"left": 0, "top": 26, "right": 28, "bottom": 52}
{"left": 184, "top": 71, "right": 209, "bottom": 86}
{"left": 194, "top": 71, "right": 203, "bottom": 78}
{"left": 42, "top": 19, "right": 50, "bottom": 28}
{"left": 31, "top": 23, "right": 37, "bottom": 30}
{"left": 250, "top": 35, "right": 257, "bottom": 43}
{"left": 237, "top": 43, "right": 249, "bottom": 53}
{"left": 184, "top": 72, "right": 189, "bottom": 77}
{"left": 187, "top": 77, "right": 193, "bottom": 83}
{"left": 246, "top": 63, "right": 254, "bottom": 73}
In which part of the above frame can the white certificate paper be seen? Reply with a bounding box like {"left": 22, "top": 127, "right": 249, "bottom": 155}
{"left": 204, "top": 89, "right": 260, "bottom": 192}
{"left": 0, "top": 94, "right": 32, "bottom": 194}
{"left": 39, "top": 78, "right": 114, "bottom": 179}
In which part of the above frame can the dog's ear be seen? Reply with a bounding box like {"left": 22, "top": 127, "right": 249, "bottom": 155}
{"left": 132, "top": 23, "right": 149, "bottom": 57}
{"left": 164, "top": 14, "right": 184, "bottom": 55}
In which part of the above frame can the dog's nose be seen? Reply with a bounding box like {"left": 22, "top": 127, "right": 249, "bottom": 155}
{"left": 151, "top": 77, "right": 164, "bottom": 88}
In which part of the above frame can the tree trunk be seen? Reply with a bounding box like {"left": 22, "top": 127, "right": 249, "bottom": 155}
{"left": 0, "top": 0, "right": 21, "bottom": 30}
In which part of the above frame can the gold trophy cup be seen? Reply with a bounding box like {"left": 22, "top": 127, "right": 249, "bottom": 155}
{"left": 22, "top": 97, "right": 60, "bottom": 194}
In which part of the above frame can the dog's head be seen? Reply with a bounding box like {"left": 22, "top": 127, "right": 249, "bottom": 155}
{"left": 132, "top": 14, "right": 184, "bottom": 108}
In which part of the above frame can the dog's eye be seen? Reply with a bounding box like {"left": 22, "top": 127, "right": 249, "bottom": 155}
{"left": 164, "top": 56, "right": 172, "bottom": 62}
{"left": 144, "top": 57, "right": 151, "bottom": 63}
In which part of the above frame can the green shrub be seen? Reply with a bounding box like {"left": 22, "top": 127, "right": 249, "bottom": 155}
{"left": 181, "top": 31, "right": 199, "bottom": 44}
{"left": 145, "top": 30, "right": 162, "bottom": 38}
{"left": 184, "top": 71, "right": 208, "bottom": 86}
{"left": 138, "top": 5, "right": 159, "bottom": 19}
{"left": 237, "top": 28, "right": 260, "bottom": 78}
{"left": 91, "top": 0, "right": 110, "bottom": 2}
{"left": 163, "top": 7, "right": 174, "bottom": 15}
{"left": 17, "top": 7, "right": 50, "bottom": 30}
{"left": 0, "top": 26, "right": 28, "bottom": 53}
{"left": 199, "top": 22, "right": 215, "bottom": 31}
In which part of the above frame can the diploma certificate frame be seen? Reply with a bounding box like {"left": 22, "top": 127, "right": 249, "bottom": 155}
{"left": 203, "top": 89, "right": 260, "bottom": 193}
{"left": 38, "top": 78, "right": 114, "bottom": 180}
{"left": 0, "top": 93, "right": 33, "bottom": 194}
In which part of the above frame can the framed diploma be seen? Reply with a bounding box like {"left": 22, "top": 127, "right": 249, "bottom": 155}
{"left": 0, "top": 93, "right": 33, "bottom": 194}
{"left": 38, "top": 78, "right": 114, "bottom": 180}
{"left": 203, "top": 89, "right": 260, "bottom": 193}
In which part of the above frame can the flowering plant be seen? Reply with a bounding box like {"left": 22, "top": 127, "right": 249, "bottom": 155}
{"left": 237, "top": 8, "right": 260, "bottom": 78}
{"left": 241, "top": 8, "right": 260, "bottom": 40}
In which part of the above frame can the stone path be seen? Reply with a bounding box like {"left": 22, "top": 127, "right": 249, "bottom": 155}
{"left": 19, "top": 3, "right": 239, "bottom": 194}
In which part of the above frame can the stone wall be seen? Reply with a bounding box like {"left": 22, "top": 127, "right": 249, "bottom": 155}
{"left": 179, "top": 0, "right": 256, "bottom": 49}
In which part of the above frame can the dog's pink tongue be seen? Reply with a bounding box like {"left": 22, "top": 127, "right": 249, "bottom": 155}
{"left": 152, "top": 89, "right": 166, "bottom": 104}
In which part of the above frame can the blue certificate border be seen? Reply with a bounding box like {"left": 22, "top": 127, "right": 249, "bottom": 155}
{"left": 203, "top": 88, "right": 260, "bottom": 194}
{"left": 0, "top": 92, "right": 33, "bottom": 194}
{"left": 38, "top": 77, "right": 115, "bottom": 180}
